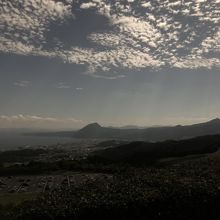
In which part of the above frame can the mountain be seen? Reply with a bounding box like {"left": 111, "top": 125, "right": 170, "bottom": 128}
{"left": 73, "top": 123, "right": 142, "bottom": 139}
{"left": 74, "top": 118, "right": 220, "bottom": 141}
{"left": 118, "top": 125, "right": 147, "bottom": 129}
{"left": 74, "top": 123, "right": 102, "bottom": 138}
{"left": 28, "top": 118, "right": 220, "bottom": 142}
{"left": 74, "top": 123, "right": 128, "bottom": 138}
{"left": 140, "top": 118, "right": 220, "bottom": 141}
{"left": 89, "top": 134, "right": 220, "bottom": 164}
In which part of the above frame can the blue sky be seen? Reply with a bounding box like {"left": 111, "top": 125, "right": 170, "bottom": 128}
{"left": 0, "top": 0, "right": 220, "bottom": 129}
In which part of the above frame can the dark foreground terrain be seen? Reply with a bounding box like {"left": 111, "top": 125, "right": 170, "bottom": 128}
{"left": 0, "top": 135, "right": 220, "bottom": 219}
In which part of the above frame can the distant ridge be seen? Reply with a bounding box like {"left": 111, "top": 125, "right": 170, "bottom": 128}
{"left": 73, "top": 118, "right": 220, "bottom": 141}
{"left": 206, "top": 118, "right": 220, "bottom": 124}
{"left": 29, "top": 118, "right": 220, "bottom": 142}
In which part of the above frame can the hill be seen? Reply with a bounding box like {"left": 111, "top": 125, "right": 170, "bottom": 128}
{"left": 73, "top": 123, "right": 140, "bottom": 139}
{"left": 89, "top": 134, "right": 220, "bottom": 164}
{"left": 140, "top": 118, "right": 220, "bottom": 141}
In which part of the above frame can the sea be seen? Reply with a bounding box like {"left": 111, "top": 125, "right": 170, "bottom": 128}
{"left": 0, "top": 132, "right": 75, "bottom": 151}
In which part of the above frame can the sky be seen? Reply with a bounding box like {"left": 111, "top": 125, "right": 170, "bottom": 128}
{"left": 0, "top": 0, "right": 220, "bottom": 129}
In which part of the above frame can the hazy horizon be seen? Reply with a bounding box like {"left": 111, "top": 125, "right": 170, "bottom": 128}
{"left": 0, "top": 117, "right": 219, "bottom": 131}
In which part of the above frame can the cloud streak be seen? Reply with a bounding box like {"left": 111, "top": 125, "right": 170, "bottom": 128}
{"left": 0, "top": 114, "right": 85, "bottom": 129}
{"left": 55, "top": 82, "right": 71, "bottom": 89}
{"left": 13, "top": 80, "right": 30, "bottom": 87}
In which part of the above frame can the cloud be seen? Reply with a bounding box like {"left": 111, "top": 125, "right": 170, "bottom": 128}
{"left": 0, "top": 0, "right": 73, "bottom": 54}
{"left": 65, "top": 0, "right": 73, "bottom": 4}
{"left": 55, "top": 82, "right": 71, "bottom": 89}
{"left": 13, "top": 80, "right": 30, "bottom": 87}
{"left": 0, "top": 114, "right": 85, "bottom": 129}
{"left": 172, "top": 56, "right": 220, "bottom": 69}
{"left": 0, "top": 0, "right": 220, "bottom": 77}
{"left": 201, "top": 30, "right": 220, "bottom": 53}
{"left": 80, "top": 2, "right": 97, "bottom": 9}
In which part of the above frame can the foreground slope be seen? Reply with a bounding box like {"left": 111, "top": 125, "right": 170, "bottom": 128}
{"left": 1, "top": 148, "right": 220, "bottom": 220}
{"left": 89, "top": 134, "right": 220, "bottom": 164}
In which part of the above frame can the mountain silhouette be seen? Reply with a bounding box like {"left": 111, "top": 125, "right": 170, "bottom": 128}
{"left": 79, "top": 123, "right": 102, "bottom": 131}
{"left": 74, "top": 123, "right": 103, "bottom": 138}
{"left": 140, "top": 118, "right": 220, "bottom": 141}
{"left": 30, "top": 118, "right": 220, "bottom": 141}
{"left": 74, "top": 118, "right": 220, "bottom": 141}
{"left": 74, "top": 123, "right": 125, "bottom": 138}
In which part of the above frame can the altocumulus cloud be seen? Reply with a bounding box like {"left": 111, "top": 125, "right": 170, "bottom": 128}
{"left": 0, "top": 114, "right": 85, "bottom": 129}
{"left": 0, "top": 0, "right": 220, "bottom": 78}
{"left": 0, "top": 0, "right": 72, "bottom": 54}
